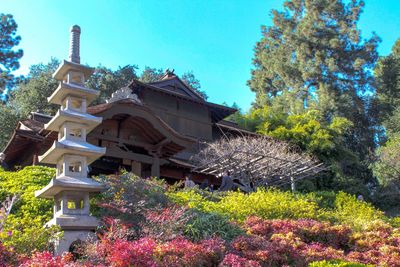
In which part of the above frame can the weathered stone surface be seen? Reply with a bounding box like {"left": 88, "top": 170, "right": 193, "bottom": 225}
{"left": 35, "top": 25, "right": 105, "bottom": 256}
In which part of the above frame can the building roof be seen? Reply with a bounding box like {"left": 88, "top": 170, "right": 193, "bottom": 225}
{"left": 129, "top": 78, "right": 236, "bottom": 123}
{"left": 149, "top": 69, "right": 206, "bottom": 101}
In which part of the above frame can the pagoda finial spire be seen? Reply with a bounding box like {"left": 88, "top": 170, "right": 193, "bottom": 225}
{"left": 69, "top": 25, "right": 81, "bottom": 64}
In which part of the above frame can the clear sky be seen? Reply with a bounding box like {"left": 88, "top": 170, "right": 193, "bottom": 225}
{"left": 3, "top": 0, "right": 400, "bottom": 111}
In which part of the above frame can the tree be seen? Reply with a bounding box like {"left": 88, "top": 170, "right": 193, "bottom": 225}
{"left": 0, "top": 104, "right": 19, "bottom": 150}
{"left": 373, "top": 39, "right": 400, "bottom": 137}
{"left": 248, "top": 0, "right": 379, "bottom": 156}
{"left": 372, "top": 133, "right": 400, "bottom": 187}
{"left": 139, "top": 66, "right": 164, "bottom": 83}
{"left": 0, "top": 14, "right": 23, "bottom": 94}
{"left": 88, "top": 65, "right": 139, "bottom": 105}
{"left": 181, "top": 71, "right": 208, "bottom": 100}
{"left": 10, "top": 58, "right": 60, "bottom": 116}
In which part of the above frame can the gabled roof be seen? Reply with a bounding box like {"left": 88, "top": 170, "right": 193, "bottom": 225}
{"left": 148, "top": 69, "right": 205, "bottom": 101}
{"left": 129, "top": 79, "right": 236, "bottom": 123}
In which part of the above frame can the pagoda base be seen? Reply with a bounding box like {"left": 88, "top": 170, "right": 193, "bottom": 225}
{"left": 54, "top": 230, "right": 96, "bottom": 256}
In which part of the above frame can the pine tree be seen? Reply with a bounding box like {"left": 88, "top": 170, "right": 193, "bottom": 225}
{"left": 248, "top": 0, "right": 380, "bottom": 157}
{"left": 0, "top": 14, "right": 23, "bottom": 93}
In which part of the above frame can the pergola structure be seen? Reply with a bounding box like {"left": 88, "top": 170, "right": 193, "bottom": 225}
{"left": 191, "top": 136, "right": 325, "bottom": 190}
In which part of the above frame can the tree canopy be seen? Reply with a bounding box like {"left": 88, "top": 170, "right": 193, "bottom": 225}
{"left": 0, "top": 14, "right": 23, "bottom": 94}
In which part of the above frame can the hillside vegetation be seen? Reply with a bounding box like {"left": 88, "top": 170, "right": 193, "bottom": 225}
{"left": 0, "top": 167, "right": 399, "bottom": 266}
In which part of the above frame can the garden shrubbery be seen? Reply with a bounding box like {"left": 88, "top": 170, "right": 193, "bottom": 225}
{"left": 0, "top": 166, "right": 59, "bottom": 255}
{"left": 0, "top": 167, "right": 400, "bottom": 266}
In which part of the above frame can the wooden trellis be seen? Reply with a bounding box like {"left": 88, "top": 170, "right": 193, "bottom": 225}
{"left": 191, "top": 136, "right": 325, "bottom": 190}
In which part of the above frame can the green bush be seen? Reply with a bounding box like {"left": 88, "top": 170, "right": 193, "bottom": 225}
{"left": 309, "top": 260, "right": 373, "bottom": 267}
{"left": 184, "top": 211, "right": 244, "bottom": 242}
{"left": 169, "top": 188, "right": 322, "bottom": 222}
{"left": 333, "top": 192, "right": 385, "bottom": 230}
{"left": 168, "top": 189, "right": 388, "bottom": 230}
{"left": 0, "top": 166, "right": 59, "bottom": 254}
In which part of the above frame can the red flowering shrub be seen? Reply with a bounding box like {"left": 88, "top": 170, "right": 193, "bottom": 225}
{"left": 154, "top": 237, "right": 225, "bottom": 267}
{"left": 19, "top": 251, "right": 74, "bottom": 267}
{"left": 245, "top": 217, "right": 351, "bottom": 249}
{"left": 0, "top": 241, "right": 16, "bottom": 266}
{"left": 107, "top": 238, "right": 157, "bottom": 267}
{"left": 220, "top": 253, "right": 261, "bottom": 267}
{"left": 302, "top": 243, "right": 345, "bottom": 263}
{"left": 230, "top": 235, "right": 306, "bottom": 266}
{"left": 346, "top": 245, "right": 400, "bottom": 267}
{"left": 350, "top": 221, "right": 397, "bottom": 252}
{"left": 142, "top": 205, "right": 190, "bottom": 241}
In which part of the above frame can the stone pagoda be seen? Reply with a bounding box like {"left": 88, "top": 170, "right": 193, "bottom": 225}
{"left": 35, "top": 25, "right": 106, "bottom": 255}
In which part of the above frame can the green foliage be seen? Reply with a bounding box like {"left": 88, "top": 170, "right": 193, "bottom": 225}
{"left": 309, "top": 260, "right": 373, "bottom": 267}
{"left": 0, "top": 13, "right": 23, "bottom": 93}
{"left": 181, "top": 71, "right": 208, "bottom": 100}
{"left": 0, "top": 103, "right": 19, "bottom": 150}
{"left": 372, "top": 133, "right": 400, "bottom": 186}
{"left": 139, "top": 66, "right": 164, "bottom": 83}
{"left": 169, "top": 189, "right": 322, "bottom": 223}
{"left": 248, "top": 0, "right": 379, "bottom": 120}
{"left": 94, "top": 172, "right": 170, "bottom": 235}
{"left": 168, "top": 189, "right": 388, "bottom": 230}
{"left": 250, "top": 108, "right": 353, "bottom": 159}
{"left": 373, "top": 39, "right": 400, "bottom": 137}
{"left": 184, "top": 211, "right": 244, "bottom": 242}
{"left": 0, "top": 166, "right": 58, "bottom": 254}
{"left": 87, "top": 64, "right": 139, "bottom": 105}
{"left": 245, "top": 0, "right": 379, "bottom": 195}
{"left": 333, "top": 192, "right": 385, "bottom": 230}
{"left": 10, "top": 58, "right": 60, "bottom": 116}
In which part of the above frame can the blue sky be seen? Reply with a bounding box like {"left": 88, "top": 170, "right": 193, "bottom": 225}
{"left": 3, "top": 0, "right": 400, "bottom": 111}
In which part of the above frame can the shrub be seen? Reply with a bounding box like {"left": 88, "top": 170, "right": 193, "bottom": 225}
{"left": 220, "top": 253, "right": 261, "bottom": 267}
{"left": 169, "top": 189, "right": 322, "bottom": 222}
{"left": 245, "top": 217, "right": 351, "bottom": 249}
{"left": 19, "top": 251, "right": 74, "bottom": 267}
{"left": 309, "top": 260, "right": 373, "bottom": 267}
{"left": 155, "top": 237, "right": 225, "bottom": 267}
{"left": 0, "top": 166, "right": 59, "bottom": 254}
{"left": 142, "top": 205, "right": 191, "bottom": 241}
{"left": 95, "top": 172, "right": 170, "bottom": 236}
{"left": 0, "top": 241, "right": 17, "bottom": 266}
{"left": 168, "top": 189, "right": 389, "bottom": 231}
{"left": 184, "top": 211, "right": 244, "bottom": 242}
{"left": 333, "top": 192, "right": 385, "bottom": 230}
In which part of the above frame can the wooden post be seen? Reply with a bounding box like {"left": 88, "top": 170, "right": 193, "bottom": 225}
{"left": 151, "top": 156, "right": 160, "bottom": 178}
{"left": 290, "top": 176, "right": 296, "bottom": 193}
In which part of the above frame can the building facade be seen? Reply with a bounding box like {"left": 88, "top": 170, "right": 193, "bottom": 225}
{"left": 3, "top": 70, "right": 255, "bottom": 185}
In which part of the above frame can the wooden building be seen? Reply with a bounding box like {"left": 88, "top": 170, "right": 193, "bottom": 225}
{"left": 2, "top": 70, "right": 255, "bottom": 185}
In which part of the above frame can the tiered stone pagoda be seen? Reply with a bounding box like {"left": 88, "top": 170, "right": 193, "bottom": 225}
{"left": 35, "top": 25, "right": 106, "bottom": 255}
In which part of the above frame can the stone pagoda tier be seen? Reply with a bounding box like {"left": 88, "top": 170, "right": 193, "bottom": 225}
{"left": 35, "top": 25, "right": 106, "bottom": 255}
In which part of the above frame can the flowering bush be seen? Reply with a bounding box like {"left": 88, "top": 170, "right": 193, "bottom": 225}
{"left": 1, "top": 171, "right": 399, "bottom": 266}
{"left": 220, "top": 253, "right": 261, "bottom": 267}
{"left": 245, "top": 217, "right": 351, "bottom": 249}
{"left": 154, "top": 237, "right": 225, "bottom": 267}
{"left": 309, "top": 260, "right": 373, "bottom": 267}
{"left": 19, "top": 251, "right": 74, "bottom": 267}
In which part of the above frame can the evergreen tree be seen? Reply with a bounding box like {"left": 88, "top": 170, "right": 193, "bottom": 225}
{"left": 140, "top": 66, "right": 164, "bottom": 83}
{"left": 182, "top": 71, "right": 208, "bottom": 100}
{"left": 248, "top": 0, "right": 380, "bottom": 159}
{"left": 0, "top": 14, "right": 23, "bottom": 94}
{"left": 88, "top": 65, "right": 139, "bottom": 105}
{"left": 373, "top": 39, "right": 400, "bottom": 136}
